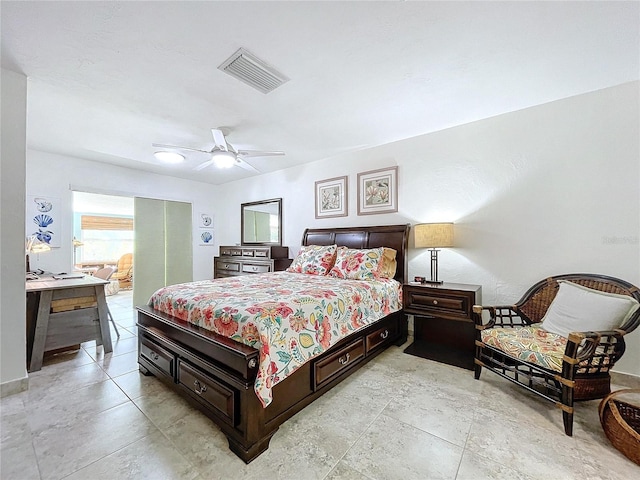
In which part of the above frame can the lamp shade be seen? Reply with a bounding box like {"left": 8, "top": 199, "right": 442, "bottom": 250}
{"left": 414, "top": 223, "right": 454, "bottom": 248}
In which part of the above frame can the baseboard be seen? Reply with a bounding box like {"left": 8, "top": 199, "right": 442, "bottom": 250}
{"left": 0, "top": 376, "right": 28, "bottom": 398}
{"left": 610, "top": 371, "right": 640, "bottom": 389}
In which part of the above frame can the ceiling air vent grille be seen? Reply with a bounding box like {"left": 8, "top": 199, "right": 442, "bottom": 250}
{"left": 218, "top": 48, "right": 289, "bottom": 94}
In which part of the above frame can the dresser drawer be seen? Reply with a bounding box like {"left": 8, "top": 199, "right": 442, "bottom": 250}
{"left": 242, "top": 250, "right": 254, "bottom": 257}
{"left": 215, "top": 260, "right": 241, "bottom": 273}
{"left": 253, "top": 248, "right": 270, "bottom": 258}
{"left": 242, "top": 263, "right": 271, "bottom": 274}
{"left": 220, "top": 248, "right": 242, "bottom": 256}
{"left": 313, "top": 339, "right": 364, "bottom": 389}
{"left": 366, "top": 320, "right": 397, "bottom": 353}
{"left": 404, "top": 287, "right": 474, "bottom": 320}
{"left": 140, "top": 336, "right": 175, "bottom": 378}
{"left": 177, "top": 360, "right": 237, "bottom": 425}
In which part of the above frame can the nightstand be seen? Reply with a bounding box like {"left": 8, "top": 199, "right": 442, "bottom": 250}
{"left": 403, "top": 282, "right": 482, "bottom": 370}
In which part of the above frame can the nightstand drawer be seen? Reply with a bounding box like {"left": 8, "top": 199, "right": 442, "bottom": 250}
{"left": 404, "top": 284, "right": 479, "bottom": 321}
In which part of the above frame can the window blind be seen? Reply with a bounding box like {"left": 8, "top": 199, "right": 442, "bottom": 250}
{"left": 81, "top": 215, "right": 133, "bottom": 231}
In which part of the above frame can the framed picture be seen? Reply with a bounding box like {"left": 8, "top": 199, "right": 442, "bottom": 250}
{"left": 357, "top": 166, "right": 398, "bottom": 215}
{"left": 199, "top": 212, "right": 213, "bottom": 228}
{"left": 27, "top": 195, "right": 61, "bottom": 247}
{"left": 315, "top": 175, "right": 348, "bottom": 219}
{"left": 199, "top": 230, "right": 214, "bottom": 245}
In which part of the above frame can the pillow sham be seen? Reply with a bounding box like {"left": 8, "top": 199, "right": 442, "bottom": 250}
{"left": 286, "top": 244, "right": 337, "bottom": 276}
{"left": 377, "top": 247, "right": 398, "bottom": 279}
{"left": 540, "top": 280, "right": 640, "bottom": 338}
{"left": 328, "top": 246, "right": 384, "bottom": 280}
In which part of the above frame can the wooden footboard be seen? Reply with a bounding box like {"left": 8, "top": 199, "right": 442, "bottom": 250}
{"left": 137, "top": 305, "right": 406, "bottom": 462}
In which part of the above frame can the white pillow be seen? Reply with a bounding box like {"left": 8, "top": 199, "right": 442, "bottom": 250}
{"left": 541, "top": 280, "right": 639, "bottom": 338}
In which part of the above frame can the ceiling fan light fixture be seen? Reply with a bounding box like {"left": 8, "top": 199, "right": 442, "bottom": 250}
{"left": 154, "top": 151, "right": 184, "bottom": 164}
{"left": 212, "top": 151, "right": 236, "bottom": 169}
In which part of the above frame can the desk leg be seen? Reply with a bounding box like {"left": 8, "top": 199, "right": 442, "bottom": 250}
{"left": 30, "top": 290, "right": 52, "bottom": 372}
{"left": 95, "top": 286, "right": 113, "bottom": 353}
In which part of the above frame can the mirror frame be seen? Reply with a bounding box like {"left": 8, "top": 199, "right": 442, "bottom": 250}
{"left": 241, "top": 198, "right": 283, "bottom": 246}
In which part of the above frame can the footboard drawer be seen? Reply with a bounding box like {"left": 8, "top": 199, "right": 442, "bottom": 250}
{"left": 366, "top": 321, "right": 398, "bottom": 353}
{"left": 177, "top": 360, "right": 237, "bottom": 425}
{"left": 140, "top": 336, "right": 175, "bottom": 378}
{"left": 314, "top": 339, "right": 365, "bottom": 390}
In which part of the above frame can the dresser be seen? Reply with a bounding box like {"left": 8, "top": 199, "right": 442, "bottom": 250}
{"left": 214, "top": 245, "right": 292, "bottom": 279}
{"left": 403, "top": 282, "right": 482, "bottom": 370}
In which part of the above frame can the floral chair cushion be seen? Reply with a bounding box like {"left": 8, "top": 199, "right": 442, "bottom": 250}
{"left": 481, "top": 325, "right": 567, "bottom": 372}
{"left": 286, "top": 244, "right": 337, "bottom": 275}
{"left": 328, "top": 246, "right": 384, "bottom": 281}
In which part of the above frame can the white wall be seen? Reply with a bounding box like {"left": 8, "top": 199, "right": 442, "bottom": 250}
{"left": 1, "top": 69, "right": 28, "bottom": 391}
{"left": 214, "top": 82, "right": 640, "bottom": 376}
{"left": 26, "top": 151, "right": 218, "bottom": 282}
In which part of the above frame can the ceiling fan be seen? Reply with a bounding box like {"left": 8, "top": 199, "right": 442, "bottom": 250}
{"left": 153, "top": 128, "right": 284, "bottom": 172}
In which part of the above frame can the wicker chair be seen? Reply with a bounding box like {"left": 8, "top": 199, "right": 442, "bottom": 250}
{"left": 112, "top": 253, "right": 133, "bottom": 289}
{"left": 473, "top": 274, "right": 640, "bottom": 436}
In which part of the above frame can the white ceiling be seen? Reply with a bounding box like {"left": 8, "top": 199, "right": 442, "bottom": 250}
{"left": 2, "top": 1, "right": 638, "bottom": 185}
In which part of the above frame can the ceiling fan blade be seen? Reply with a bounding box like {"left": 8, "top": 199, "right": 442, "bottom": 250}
{"left": 211, "top": 129, "right": 228, "bottom": 151}
{"left": 194, "top": 159, "right": 216, "bottom": 171}
{"left": 236, "top": 150, "right": 285, "bottom": 157}
{"left": 152, "top": 143, "right": 210, "bottom": 154}
{"left": 235, "top": 158, "right": 259, "bottom": 173}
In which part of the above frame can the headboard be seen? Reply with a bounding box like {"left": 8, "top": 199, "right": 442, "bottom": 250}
{"left": 301, "top": 224, "right": 410, "bottom": 284}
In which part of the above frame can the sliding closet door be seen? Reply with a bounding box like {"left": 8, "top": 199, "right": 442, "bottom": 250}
{"left": 133, "top": 197, "right": 193, "bottom": 307}
{"left": 164, "top": 200, "right": 192, "bottom": 285}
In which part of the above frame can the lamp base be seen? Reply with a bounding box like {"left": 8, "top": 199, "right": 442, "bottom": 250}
{"left": 421, "top": 279, "right": 444, "bottom": 285}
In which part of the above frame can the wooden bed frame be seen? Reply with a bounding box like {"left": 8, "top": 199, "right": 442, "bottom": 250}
{"left": 136, "top": 224, "right": 410, "bottom": 463}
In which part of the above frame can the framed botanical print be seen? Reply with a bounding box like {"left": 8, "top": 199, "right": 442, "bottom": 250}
{"left": 357, "top": 166, "right": 398, "bottom": 215}
{"left": 315, "top": 175, "right": 348, "bottom": 218}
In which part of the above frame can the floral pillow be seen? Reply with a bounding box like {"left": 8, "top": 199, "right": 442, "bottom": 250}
{"left": 328, "top": 247, "right": 384, "bottom": 280}
{"left": 286, "top": 244, "right": 337, "bottom": 275}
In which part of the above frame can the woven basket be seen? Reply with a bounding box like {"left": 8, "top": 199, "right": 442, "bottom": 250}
{"left": 599, "top": 389, "right": 640, "bottom": 465}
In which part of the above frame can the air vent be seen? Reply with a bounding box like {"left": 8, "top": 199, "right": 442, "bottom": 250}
{"left": 218, "top": 48, "right": 289, "bottom": 94}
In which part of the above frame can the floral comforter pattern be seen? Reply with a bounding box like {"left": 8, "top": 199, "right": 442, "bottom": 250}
{"left": 148, "top": 271, "right": 402, "bottom": 407}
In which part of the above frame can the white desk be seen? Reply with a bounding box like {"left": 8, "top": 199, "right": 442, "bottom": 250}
{"left": 26, "top": 275, "right": 112, "bottom": 372}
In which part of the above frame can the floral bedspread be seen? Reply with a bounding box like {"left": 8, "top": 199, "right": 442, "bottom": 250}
{"left": 148, "top": 271, "right": 402, "bottom": 407}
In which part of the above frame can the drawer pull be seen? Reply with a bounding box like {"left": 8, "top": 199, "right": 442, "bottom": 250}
{"left": 380, "top": 330, "right": 389, "bottom": 340}
{"left": 252, "top": 266, "right": 258, "bottom": 272}
{"left": 248, "top": 358, "right": 257, "bottom": 369}
{"left": 433, "top": 300, "right": 438, "bottom": 305}
{"left": 194, "top": 379, "right": 208, "bottom": 395}
{"left": 338, "top": 353, "right": 350, "bottom": 365}
{"left": 150, "top": 352, "right": 159, "bottom": 361}
{"left": 224, "top": 264, "right": 230, "bottom": 268}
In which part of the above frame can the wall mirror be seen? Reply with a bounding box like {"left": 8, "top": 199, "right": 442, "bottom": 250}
{"left": 241, "top": 198, "right": 282, "bottom": 246}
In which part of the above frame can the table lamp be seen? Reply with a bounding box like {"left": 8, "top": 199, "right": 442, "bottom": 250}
{"left": 413, "top": 223, "right": 454, "bottom": 284}
{"left": 26, "top": 235, "right": 51, "bottom": 273}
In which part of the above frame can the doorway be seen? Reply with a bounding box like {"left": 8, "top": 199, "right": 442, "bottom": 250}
{"left": 72, "top": 191, "right": 134, "bottom": 296}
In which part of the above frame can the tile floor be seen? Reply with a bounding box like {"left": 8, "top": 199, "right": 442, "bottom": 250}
{"left": 1, "top": 290, "right": 638, "bottom": 480}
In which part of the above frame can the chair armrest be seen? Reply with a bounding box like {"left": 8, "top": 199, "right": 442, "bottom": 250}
{"left": 472, "top": 305, "right": 530, "bottom": 330}
{"left": 563, "top": 330, "right": 626, "bottom": 373}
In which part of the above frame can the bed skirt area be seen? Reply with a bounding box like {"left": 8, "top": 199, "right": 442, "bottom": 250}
{"left": 136, "top": 304, "right": 407, "bottom": 463}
